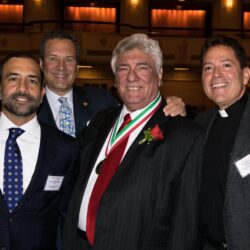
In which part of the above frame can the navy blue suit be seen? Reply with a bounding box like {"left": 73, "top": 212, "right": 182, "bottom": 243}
{"left": 37, "top": 86, "right": 119, "bottom": 138}
{"left": 0, "top": 122, "right": 80, "bottom": 250}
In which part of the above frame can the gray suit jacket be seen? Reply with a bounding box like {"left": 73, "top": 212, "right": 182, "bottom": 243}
{"left": 196, "top": 91, "right": 250, "bottom": 249}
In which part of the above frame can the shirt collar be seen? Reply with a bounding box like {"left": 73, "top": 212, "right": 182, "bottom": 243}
{"left": 217, "top": 93, "right": 248, "bottom": 118}
{"left": 46, "top": 86, "right": 73, "bottom": 103}
{"left": 120, "top": 92, "right": 161, "bottom": 121}
{"left": 0, "top": 112, "right": 41, "bottom": 138}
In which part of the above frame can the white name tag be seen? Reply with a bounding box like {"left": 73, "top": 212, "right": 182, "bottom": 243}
{"left": 44, "top": 176, "right": 64, "bottom": 191}
{"left": 235, "top": 154, "right": 250, "bottom": 178}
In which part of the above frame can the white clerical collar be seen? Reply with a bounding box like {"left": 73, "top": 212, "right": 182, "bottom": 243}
{"left": 218, "top": 109, "right": 229, "bottom": 118}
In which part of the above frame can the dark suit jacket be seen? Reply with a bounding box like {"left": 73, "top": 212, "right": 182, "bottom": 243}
{"left": 0, "top": 122, "right": 80, "bottom": 250}
{"left": 37, "top": 86, "right": 119, "bottom": 138}
{"left": 63, "top": 101, "right": 203, "bottom": 250}
{"left": 195, "top": 91, "right": 250, "bottom": 249}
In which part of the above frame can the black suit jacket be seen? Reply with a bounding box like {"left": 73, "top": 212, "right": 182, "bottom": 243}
{"left": 0, "top": 122, "right": 80, "bottom": 250}
{"left": 37, "top": 86, "right": 119, "bottom": 138}
{"left": 195, "top": 91, "right": 250, "bottom": 249}
{"left": 63, "top": 101, "right": 203, "bottom": 250}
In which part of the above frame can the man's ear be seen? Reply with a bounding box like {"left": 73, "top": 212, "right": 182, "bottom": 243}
{"left": 40, "top": 85, "right": 46, "bottom": 104}
{"left": 39, "top": 58, "right": 43, "bottom": 70}
{"left": 158, "top": 67, "right": 163, "bottom": 87}
{"left": 243, "top": 67, "right": 250, "bottom": 86}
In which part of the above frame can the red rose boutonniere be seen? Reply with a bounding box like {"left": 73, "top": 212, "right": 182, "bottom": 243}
{"left": 138, "top": 124, "right": 164, "bottom": 145}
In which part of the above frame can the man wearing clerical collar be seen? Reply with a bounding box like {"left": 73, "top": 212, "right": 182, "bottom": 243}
{"left": 63, "top": 33, "right": 203, "bottom": 250}
{"left": 196, "top": 35, "right": 250, "bottom": 250}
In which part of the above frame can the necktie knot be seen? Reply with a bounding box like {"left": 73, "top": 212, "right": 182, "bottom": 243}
{"left": 117, "top": 113, "right": 131, "bottom": 134}
{"left": 58, "top": 96, "right": 68, "bottom": 104}
{"left": 8, "top": 128, "right": 24, "bottom": 140}
{"left": 123, "top": 113, "right": 132, "bottom": 126}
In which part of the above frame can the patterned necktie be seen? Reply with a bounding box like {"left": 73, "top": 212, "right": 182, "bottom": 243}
{"left": 58, "top": 97, "right": 75, "bottom": 137}
{"left": 86, "top": 114, "right": 132, "bottom": 245}
{"left": 3, "top": 128, "right": 24, "bottom": 213}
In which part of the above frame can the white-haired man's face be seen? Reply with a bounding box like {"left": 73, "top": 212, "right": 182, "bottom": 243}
{"left": 115, "top": 48, "right": 162, "bottom": 111}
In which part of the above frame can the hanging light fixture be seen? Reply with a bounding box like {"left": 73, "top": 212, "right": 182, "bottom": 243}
{"left": 225, "top": 0, "right": 233, "bottom": 10}
{"left": 130, "top": 0, "right": 139, "bottom": 8}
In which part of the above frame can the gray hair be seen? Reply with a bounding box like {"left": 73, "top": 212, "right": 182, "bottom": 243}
{"left": 111, "top": 33, "right": 163, "bottom": 75}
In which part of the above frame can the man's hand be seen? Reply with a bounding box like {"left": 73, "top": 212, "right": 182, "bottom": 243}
{"left": 163, "top": 96, "right": 187, "bottom": 117}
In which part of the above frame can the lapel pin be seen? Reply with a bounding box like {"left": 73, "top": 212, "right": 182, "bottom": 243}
{"left": 83, "top": 101, "right": 88, "bottom": 107}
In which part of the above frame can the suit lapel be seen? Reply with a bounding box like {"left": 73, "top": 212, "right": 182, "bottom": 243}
{"left": 73, "top": 88, "right": 90, "bottom": 136}
{"left": 37, "top": 96, "right": 57, "bottom": 128}
{"left": 78, "top": 108, "right": 121, "bottom": 192}
{"left": 225, "top": 93, "right": 250, "bottom": 202}
{"left": 0, "top": 189, "right": 8, "bottom": 213}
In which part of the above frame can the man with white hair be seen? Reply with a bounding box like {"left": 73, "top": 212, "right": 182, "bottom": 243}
{"left": 63, "top": 33, "right": 203, "bottom": 250}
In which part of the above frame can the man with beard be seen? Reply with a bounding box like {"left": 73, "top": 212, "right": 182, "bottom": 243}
{"left": 0, "top": 52, "right": 80, "bottom": 250}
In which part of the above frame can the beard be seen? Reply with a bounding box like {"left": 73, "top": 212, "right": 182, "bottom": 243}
{"left": 2, "top": 92, "right": 41, "bottom": 117}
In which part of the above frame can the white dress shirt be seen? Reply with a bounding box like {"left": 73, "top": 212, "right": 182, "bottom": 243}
{"left": 0, "top": 113, "right": 41, "bottom": 193}
{"left": 78, "top": 105, "right": 153, "bottom": 231}
{"left": 46, "top": 86, "right": 75, "bottom": 129}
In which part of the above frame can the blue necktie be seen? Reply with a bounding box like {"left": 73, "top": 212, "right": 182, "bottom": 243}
{"left": 3, "top": 128, "right": 24, "bottom": 213}
{"left": 58, "top": 97, "right": 75, "bottom": 137}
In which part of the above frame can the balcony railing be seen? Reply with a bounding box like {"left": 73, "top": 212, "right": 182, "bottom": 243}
{"left": 0, "top": 19, "right": 248, "bottom": 38}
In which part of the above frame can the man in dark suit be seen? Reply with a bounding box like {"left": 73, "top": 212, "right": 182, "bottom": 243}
{"left": 38, "top": 30, "right": 187, "bottom": 138}
{"left": 195, "top": 36, "right": 250, "bottom": 249}
{"left": 0, "top": 52, "right": 80, "bottom": 250}
{"left": 63, "top": 33, "right": 203, "bottom": 250}
{"left": 38, "top": 30, "right": 119, "bottom": 138}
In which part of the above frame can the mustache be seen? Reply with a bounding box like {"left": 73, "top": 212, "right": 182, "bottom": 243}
{"left": 10, "top": 92, "right": 34, "bottom": 101}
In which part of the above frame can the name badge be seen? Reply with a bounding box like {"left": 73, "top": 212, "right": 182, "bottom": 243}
{"left": 44, "top": 176, "right": 64, "bottom": 191}
{"left": 235, "top": 154, "right": 250, "bottom": 178}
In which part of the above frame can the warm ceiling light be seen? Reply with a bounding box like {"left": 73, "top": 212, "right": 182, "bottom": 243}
{"left": 131, "top": 0, "right": 139, "bottom": 8}
{"left": 225, "top": 0, "right": 233, "bottom": 10}
{"left": 79, "top": 65, "right": 93, "bottom": 69}
{"left": 174, "top": 67, "right": 190, "bottom": 71}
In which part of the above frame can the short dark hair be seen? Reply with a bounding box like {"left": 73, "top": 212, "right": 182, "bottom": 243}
{"left": 200, "top": 35, "right": 247, "bottom": 69}
{"left": 39, "top": 30, "right": 80, "bottom": 63}
{"left": 0, "top": 51, "right": 43, "bottom": 85}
